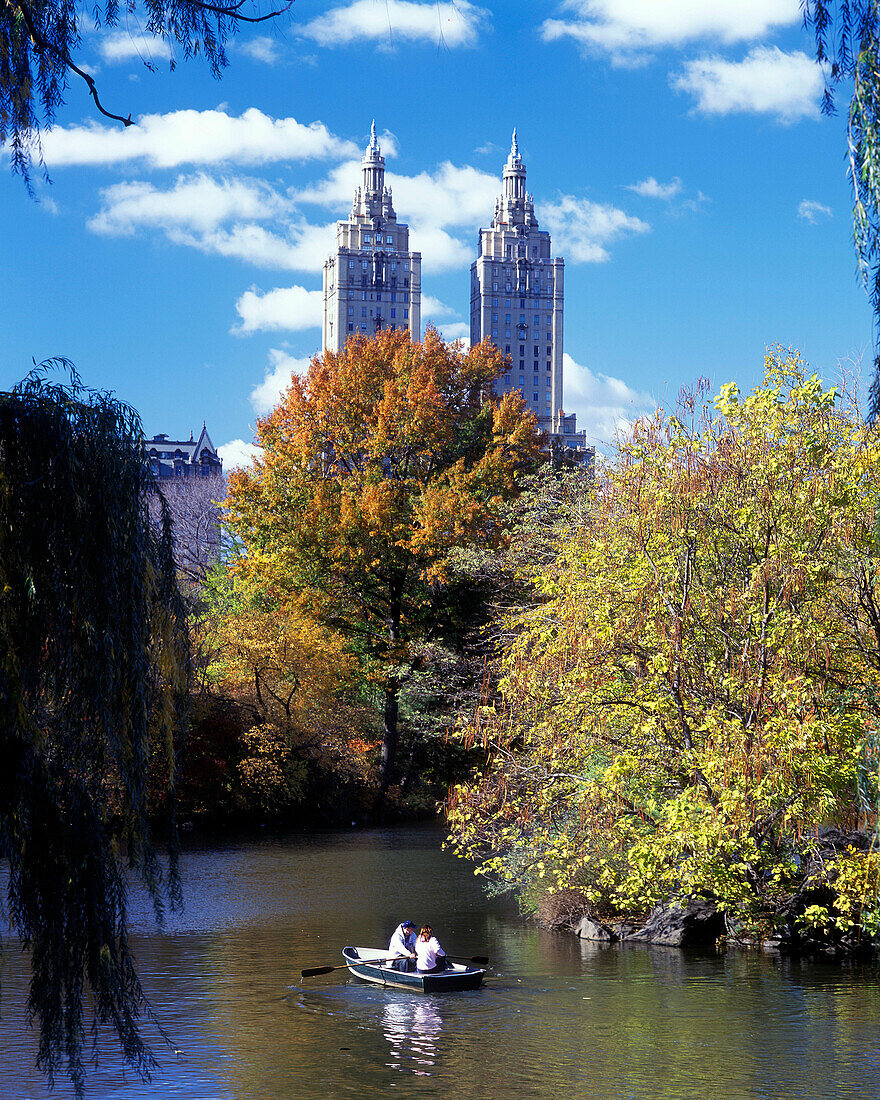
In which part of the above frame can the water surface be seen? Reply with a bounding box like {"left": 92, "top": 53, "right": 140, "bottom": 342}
{"left": 1, "top": 826, "right": 878, "bottom": 1098}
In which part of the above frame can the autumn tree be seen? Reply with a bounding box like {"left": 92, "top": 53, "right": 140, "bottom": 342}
{"left": 448, "top": 352, "right": 880, "bottom": 940}
{"left": 199, "top": 569, "right": 374, "bottom": 818}
{"left": 0, "top": 363, "right": 190, "bottom": 1094}
{"left": 226, "top": 328, "right": 543, "bottom": 799}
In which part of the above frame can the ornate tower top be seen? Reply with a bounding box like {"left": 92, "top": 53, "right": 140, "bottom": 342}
{"left": 497, "top": 128, "right": 534, "bottom": 228}
{"left": 354, "top": 119, "right": 395, "bottom": 222}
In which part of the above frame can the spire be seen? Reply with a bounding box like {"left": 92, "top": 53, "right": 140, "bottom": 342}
{"left": 368, "top": 119, "right": 379, "bottom": 155}
{"left": 511, "top": 128, "right": 518, "bottom": 157}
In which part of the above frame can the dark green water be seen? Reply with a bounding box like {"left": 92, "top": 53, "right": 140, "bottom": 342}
{"left": 2, "top": 826, "right": 878, "bottom": 1098}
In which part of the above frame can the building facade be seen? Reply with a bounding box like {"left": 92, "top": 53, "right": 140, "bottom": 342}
{"left": 322, "top": 122, "right": 422, "bottom": 352}
{"left": 144, "top": 426, "right": 225, "bottom": 583}
{"left": 470, "top": 132, "right": 587, "bottom": 450}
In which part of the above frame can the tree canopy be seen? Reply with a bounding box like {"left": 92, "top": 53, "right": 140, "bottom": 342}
{"left": 225, "top": 328, "right": 544, "bottom": 798}
{"left": 0, "top": 0, "right": 288, "bottom": 183}
{"left": 448, "top": 351, "right": 880, "bottom": 940}
{"left": 0, "top": 363, "right": 190, "bottom": 1094}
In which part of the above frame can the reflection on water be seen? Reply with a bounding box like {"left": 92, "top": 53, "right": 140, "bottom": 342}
{"left": 383, "top": 999, "right": 443, "bottom": 1075}
{"left": 1, "top": 825, "right": 878, "bottom": 1100}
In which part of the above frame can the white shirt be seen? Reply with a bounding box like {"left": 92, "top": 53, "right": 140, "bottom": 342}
{"left": 414, "top": 936, "right": 446, "bottom": 971}
{"left": 388, "top": 925, "right": 416, "bottom": 957}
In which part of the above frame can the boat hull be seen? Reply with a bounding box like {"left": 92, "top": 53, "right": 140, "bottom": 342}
{"left": 342, "top": 947, "right": 485, "bottom": 992}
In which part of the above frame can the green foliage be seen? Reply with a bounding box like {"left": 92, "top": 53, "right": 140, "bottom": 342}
{"left": 448, "top": 352, "right": 880, "bottom": 938}
{"left": 0, "top": 362, "right": 190, "bottom": 1094}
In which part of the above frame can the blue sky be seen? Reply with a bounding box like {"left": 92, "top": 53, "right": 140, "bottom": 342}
{"left": 0, "top": 0, "right": 871, "bottom": 464}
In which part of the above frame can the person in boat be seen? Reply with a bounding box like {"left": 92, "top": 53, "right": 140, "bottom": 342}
{"left": 388, "top": 920, "right": 417, "bottom": 971}
{"left": 414, "top": 924, "right": 449, "bottom": 973}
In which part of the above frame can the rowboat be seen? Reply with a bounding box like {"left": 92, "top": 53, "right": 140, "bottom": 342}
{"left": 342, "top": 946, "right": 486, "bottom": 992}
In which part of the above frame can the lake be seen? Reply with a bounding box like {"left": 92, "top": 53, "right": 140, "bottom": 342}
{"left": 1, "top": 826, "right": 878, "bottom": 1098}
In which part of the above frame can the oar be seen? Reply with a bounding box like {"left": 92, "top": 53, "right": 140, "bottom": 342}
{"left": 301, "top": 955, "right": 400, "bottom": 978}
{"left": 446, "top": 955, "right": 489, "bottom": 965}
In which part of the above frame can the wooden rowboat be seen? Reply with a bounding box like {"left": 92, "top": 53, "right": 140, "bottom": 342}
{"left": 342, "top": 946, "right": 486, "bottom": 992}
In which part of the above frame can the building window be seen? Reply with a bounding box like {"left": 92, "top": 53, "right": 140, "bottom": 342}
{"left": 505, "top": 299, "right": 510, "bottom": 308}
{"left": 519, "top": 375, "right": 525, "bottom": 385}
{"left": 533, "top": 346, "right": 538, "bottom": 355}
{"left": 348, "top": 307, "right": 353, "bottom": 316}
{"left": 492, "top": 328, "right": 498, "bottom": 337}
{"left": 405, "top": 262, "right": 410, "bottom": 271}
{"left": 387, "top": 235, "right": 393, "bottom": 244}
{"left": 365, "top": 234, "right": 371, "bottom": 243}
{"left": 360, "top": 324, "right": 366, "bottom": 332}
{"left": 506, "top": 282, "right": 512, "bottom": 291}
{"left": 519, "top": 346, "right": 525, "bottom": 357}
{"left": 362, "top": 308, "right": 367, "bottom": 317}
{"left": 505, "top": 329, "right": 511, "bottom": 338}
{"left": 534, "top": 315, "right": 539, "bottom": 325}
{"left": 493, "top": 283, "right": 498, "bottom": 291}
{"left": 533, "top": 393, "right": 539, "bottom": 402}
{"left": 520, "top": 298, "right": 525, "bottom": 308}
{"left": 546, "top": 363, "right": 552, "bottom": 371}
{"left": 391, "top": 308, "right": 396, "bottom": 318}
{"left": 492, "top": 297, "right": 498, "bottom": 307}
{"left": 391, "top": 262, "right": 397, "bottom": 272}
{"left": 403, "top": 309, "right": 409, "bottom": 319}
{"left": 504, "top": 314, "right": 511, "bottom": 323}
{"left": 362, "top": 260, "right": 368, "bottom": 269}
{"left": 391, "top": 292, "right": 396, "bottom": 302}
{"left": 348, "top": 323, "right": 354, "bottom": 331}
{"left": 348, "top": 259, "right": 354, "bottom": 269}
{"left": 505, "top": 345, "right": 511, "bottom": 353}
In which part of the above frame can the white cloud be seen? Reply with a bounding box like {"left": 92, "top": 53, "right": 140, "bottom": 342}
{"left": 218, "top": 439, "right": 263, "bottom": 471}
{"left": 542, "top": 0, "right": 799, "bottom": 62}
{"left": 251, "top": 349, "right": 313, "bottom": 414}
{"left": 88, "top": 173, "right": 338, "bottom": 270}
{"left": 672, "top": 47, "right": 823, "bottom": 122}
{"left": 627, "top": 176, "right": 683, "bottom": 200}
{"left": 236, "top": 36, "right": 284, "bottom": 64}
{"left": 88, "top": 174, "right": 290, "bottom": 236}
{"left": 421, "top": 294, "right": 457, "bottom": 318}
{"left": 542, "top": 195, "right": 649, "bottom": 262}
{"left": 41, "top": 109, "right": 357, "bottom": 169}
{"left": 299, "top": 0, "right": 487, "bottom": 48}
{"left": 437, "top": 321, "right": 470, "bottom": 342}
{"left": 561, "top": 352, "right": 656, "bottom": 444}
{"left": 798, "top": 198, "right": 832, "bottom": 223}
{"left": 233, "top": 285, "right": 324, "bottom": 334}
{"left": 96, "top": 31, "right": 173, "bottom": 64}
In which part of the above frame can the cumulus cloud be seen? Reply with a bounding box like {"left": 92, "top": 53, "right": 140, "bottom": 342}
{"left": 672, "top": 47, "right": 823, "bottom": 122}
{"left": 218, "top": 439, "right": 263, "bottom": 471}
{"left": 40, "top": 109, "right": 357, "bottom": 169}
{"left": 299, "top": 0, "right": 487, "bottom": 48}
{"left": 88, "top": 173, "right": 338, "bottom": 270}
{"left": 541, "top": 0, "right": 799, "bottom": 62}
{"left": 96, "top": 31, "right": 172, "bottom": 64}
{"left": 233, "top": 284, "right": 324, "bottom": 334}
{"left": 561, "top": 352, "right": 656, "bottom": 444}
{"left": 627, "top": 176, "right": 683, "bottom": 200}
{"left": 436, "top": 321, "right": 470, "bottom": 342}
{"left": 236, "top": 36, "right": 284, "bottom": 64}
{"left": 542, "top": 195, "right": 649, "bottom": 262}
{"left": 798, "top": 199, "right": 832, "bottom": 223}
{"left": 250, "top": 349, "right": 313, "bottom": 413}
{"left": 88, "top": 174, "right": 291, "bottom": 236}
{"left": 421, "top": 294, "right": 457, "bottom": 318}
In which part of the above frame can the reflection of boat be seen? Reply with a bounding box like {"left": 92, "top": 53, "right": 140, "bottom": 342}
{"left": 342, "top": 947, "right": 485, "bottom": 992}
{"left": 383, "top": 1000, "right": 443, "bottom": 1075}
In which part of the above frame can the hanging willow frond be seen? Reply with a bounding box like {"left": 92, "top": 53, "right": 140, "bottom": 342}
{"left": 0, "top": 360, "right": 190, "bottom": 1095}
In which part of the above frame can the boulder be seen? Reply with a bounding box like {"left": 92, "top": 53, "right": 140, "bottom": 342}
{"left": 628, "top": 900, "right": 724, "bottom": 948}
{"left": 572, "top": 917, "right": 617, "bottom": 942}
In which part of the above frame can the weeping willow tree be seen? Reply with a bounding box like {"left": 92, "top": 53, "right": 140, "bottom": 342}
{"left": 0, "top": 362, "right": 190, "bottom": 1095}
{"left": 803, "top": 1, "right": 880, "bottom": 416}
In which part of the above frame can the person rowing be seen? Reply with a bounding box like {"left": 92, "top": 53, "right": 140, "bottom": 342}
{"left": 388, "top": 920, "right": 417, "bottom": 971}
{"left": 414, "top": 924, "right": 448, "bottom": 973}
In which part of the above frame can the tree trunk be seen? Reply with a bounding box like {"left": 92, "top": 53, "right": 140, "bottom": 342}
{"left": 378, "top": 677, "right": 399, "bottom": 801}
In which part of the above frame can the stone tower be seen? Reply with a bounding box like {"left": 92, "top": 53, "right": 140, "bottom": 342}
{"left": 470, "top": 131, "right": 583, "bottom": 445}
{"left": 322, "top": 121, "right": 422, "bottom": 352}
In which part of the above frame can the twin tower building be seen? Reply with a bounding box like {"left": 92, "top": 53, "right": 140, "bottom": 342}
{"left": 322, "top": 122, "right": 586, "bottom": 450}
